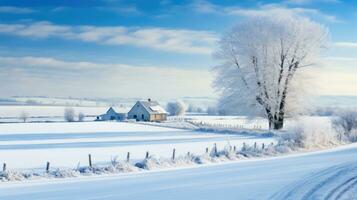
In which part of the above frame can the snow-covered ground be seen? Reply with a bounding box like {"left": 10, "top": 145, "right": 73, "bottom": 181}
{"left": 1, "top": 143, "right": 356, "bottom": 200}
{"left": 178, "top": 115, "right": 332, "bottom": 131}
{"left": 0, "top": 105, "right": 113, "bottom": 122}
{"left": 0, "top": 122, "right": 275, "bottom": 169}
{"left": 0, "top": 114, "right": 355, "bottom": 199}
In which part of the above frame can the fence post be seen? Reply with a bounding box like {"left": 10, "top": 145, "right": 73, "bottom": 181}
{"left": 214, "top": 143, "right": 218, "bottom": 156}
{"left": 145, "top": 151, "right": 149, "bottom": 159}
{"left": 46, "top": 161, "right": 50, "bottom": 173}
{"left": 126, "top": 152, "right": 130, "bottom": 162}
{"left": 2, "top": 163, "right": 6, "bottom": 172}
{"left": 172, "top": 148, "right": 176, "bottom": 160}
{"left": 88, "top": 154, "right": 92, "bottom": 168}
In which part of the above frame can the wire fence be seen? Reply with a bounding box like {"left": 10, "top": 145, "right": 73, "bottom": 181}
{"left": 167, "top": 116, "right": 264, "bottom": 130}
{"left": 1, "top": 141, "right": 275, "bottom": 175}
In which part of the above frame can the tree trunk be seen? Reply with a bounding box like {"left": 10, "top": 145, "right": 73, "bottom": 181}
{"left": 269, "top": 115, "right": 284, "bottom": 130}
{"left": 264, "top": 103, "right": 285, "bottom": 130}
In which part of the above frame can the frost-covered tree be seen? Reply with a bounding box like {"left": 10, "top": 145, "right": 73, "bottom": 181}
{"left": 187, "top": 104, "right": 204, "bottom": 113}
{"left": 19, "top": 111, "right": 29, "bottom": 123}
{"left": 166, "top": 100, "right": 187, "bottom": 116}
{"left": 213, "top": 16, "right": 328, "bottom": 129}
{"left": 207, "top": 106, "right": 219, "bottom": 115}
{"left": 78, "top": 112, "right": 85, "bottom": 122}
{"left": 64, "top": 107, "right": 75, "bottom": 122}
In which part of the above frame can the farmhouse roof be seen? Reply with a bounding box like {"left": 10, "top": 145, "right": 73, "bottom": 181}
{"left": 105, "top": 106, "right": 129, "bottom": 114}
{"left": 138, "top": 100, "right": 167, "bottom": 114}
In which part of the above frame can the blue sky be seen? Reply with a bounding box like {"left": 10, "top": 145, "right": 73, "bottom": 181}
{"left": 0, "top": 0, "right": 356, "bottom": 99}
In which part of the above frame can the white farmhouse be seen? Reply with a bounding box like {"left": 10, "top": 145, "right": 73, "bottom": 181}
{"left": 96, "top": 107, "right": 128, "bottom": 121}
{"left": 128, "top": 99, "right": 167, "bottom": 122}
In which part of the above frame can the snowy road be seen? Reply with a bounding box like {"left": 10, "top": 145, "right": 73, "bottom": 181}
{"left": 271, "top": 162, "right": 357, "bottom": 200}
{"left": 1, "top": 144, "right": 357, "bottom": 200}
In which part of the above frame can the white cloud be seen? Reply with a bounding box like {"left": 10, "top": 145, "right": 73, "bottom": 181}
{"left": 0, "top": 6, "right": 34, "bottom": 14}
{"left": 191, "top": 0, "right": 219, "bottom": 13}
{"left": 228, "top": 4, "right": 339, "bottom": 23}
{"left": 191, "top": 0, "right": 339, "bottom": 23}
{"left": 96, "top": 6, "right": 142, "bottom": 15}
{"left": 284, "top": 0, "right": 340, "bottom": 5}
{"left": 0, "top": 56, "right": 105, "bottom": 70}
{"left": 334, "top": 42, "right": 357, "bottom": 48}
{"left": 0, "top": 56, "right": 215, "bottom": 98}
{"left": 0, "top": 21, "right": 217, "bottom": 55}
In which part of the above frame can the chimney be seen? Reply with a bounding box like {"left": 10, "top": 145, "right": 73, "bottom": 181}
{"left": 148, "top": 98, "right": 151, "bottom": 102}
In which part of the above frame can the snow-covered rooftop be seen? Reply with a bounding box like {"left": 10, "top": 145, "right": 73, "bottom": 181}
{"left": 149, "top": 105, "right": 167, "bottom": 114}
{"left": 138, "top": 100, "right": 167, "bottom": 114}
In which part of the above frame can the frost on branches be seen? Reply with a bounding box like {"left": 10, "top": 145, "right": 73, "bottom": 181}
{"left": 213, "top": 16, "right": 328, "bottom": 130}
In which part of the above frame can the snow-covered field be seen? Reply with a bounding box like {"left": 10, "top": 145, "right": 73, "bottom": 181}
{"left": 0, "top": 122, "right": 275, "bottom": 169}
{"left": 1, "top": 143, "right": 356, "bottom": 200}
{"left": 0, "top": 105, "right": 350, "bottom": 200}
{"left": 182, "top": 115, "right": 332, "bottom": 131}
{"left": 0, "top": 105, "right": 112, "bottom": 122}
{"left": 0, "top": 114, "right": 355, "bottom": 199}
{"left": 0, "top": 105, "right": 108, "bottom": 117}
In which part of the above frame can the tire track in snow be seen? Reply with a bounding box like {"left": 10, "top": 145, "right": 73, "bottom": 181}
{"left": 325, "top": 175, "right": 357, "bottom": 199}
{"left": 333, "top": 177, "right": 357, "bottom": 200}
{"left": 269, "top": 162, "right": 357, "bottom": 200}
{"left": 300, "top": 166, "right": 354, "bottom": 200}
{"left": 268, "top": 164, "right": 345, "bottom": 199}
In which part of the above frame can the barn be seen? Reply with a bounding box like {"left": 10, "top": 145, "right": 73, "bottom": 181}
{"left": 127, "top": 99, "right": 167, "bottom": 122}
{"left": 96, "top": 107, "right": 128, "bottom": 121}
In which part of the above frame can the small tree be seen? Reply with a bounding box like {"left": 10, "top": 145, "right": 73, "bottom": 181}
{"left": 332, "top": 111, "right": 357, "bottom": 141}
{"left": 19, "top": 111, "right": 29, "bottom": 123}
{"left": 166, "top": 100, "right": 187, "bottom": 116}
{"left": 207, "top": 106, "right": 218, "bottom": 115}
{"left": 64, "top": 107, "right": 75, "bottom": 122}
{"left": 196, "top": 107, "right": 203, "bottom": 113}
{"left": 78, "top": 112, "right": 85, "bottom": 122}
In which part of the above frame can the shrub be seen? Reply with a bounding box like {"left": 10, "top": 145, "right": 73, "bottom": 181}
{"left": 78, "top": 112, "right": 85, "bottom": 122}
{"left": 206, "top": 106, "right": 219, "bottom": 115}
{"left": 332, "top": 111, "right": 357, "bottom": 142}
{"left": 283, "top": 117, "right": 339, "bottom": 149}
{"left": 19, "top": 111, "right": 29, "bottom": 123}
{"left": 166, "top": 100, "right": 187, "bottom": 116}
{"left": 64, "top": 107, "right": 75, "bottom": 122}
